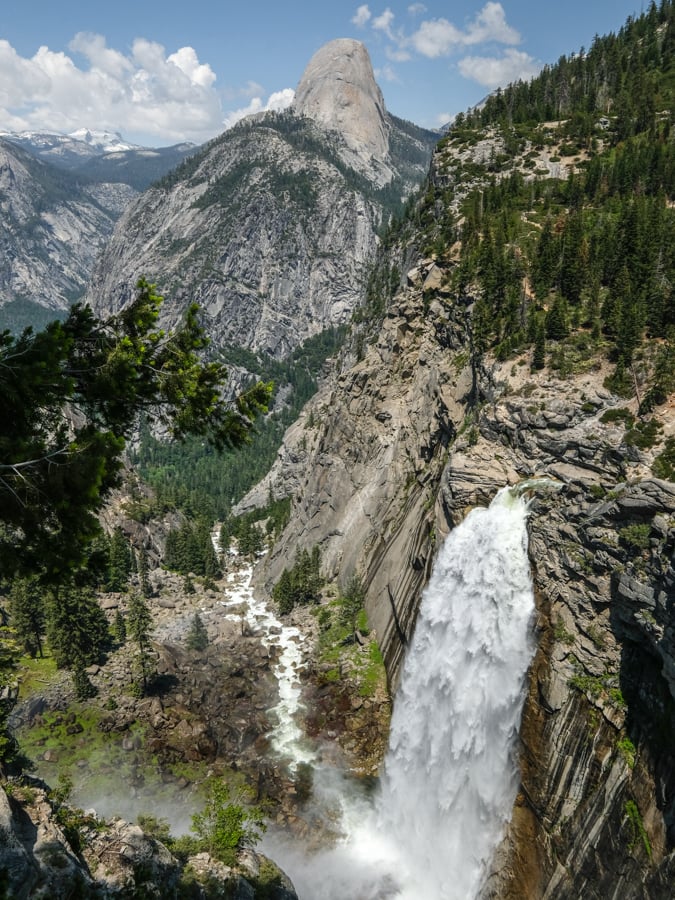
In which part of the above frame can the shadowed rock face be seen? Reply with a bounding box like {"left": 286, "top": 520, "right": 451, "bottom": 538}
{"left": 293, "top": 39, "right": 389, "bottom": 175}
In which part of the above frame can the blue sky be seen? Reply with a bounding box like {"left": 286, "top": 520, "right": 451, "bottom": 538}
{"left": 0, "top": 1, "right": 647, "bottom": 146}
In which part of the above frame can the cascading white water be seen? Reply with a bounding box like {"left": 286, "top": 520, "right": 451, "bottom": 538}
{"left": 268, "top": 486, "right": 537, "bottom": 900}
{"left": 217, "top": 562, "right": 315, "bottom": 768}
{"left": 375, "top": 486, "right": 535, "bottom": 899}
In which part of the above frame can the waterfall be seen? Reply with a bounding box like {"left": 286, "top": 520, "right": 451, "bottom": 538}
{"left": 376, "top": 486, "right": 535, "bottom": 898}
{"left": 269, "top": 486, "right": 537, "bottom": 899}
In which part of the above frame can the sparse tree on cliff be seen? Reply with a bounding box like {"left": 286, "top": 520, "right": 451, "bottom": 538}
{"left": 127, "top": 590, "right": 154, "bottom": 695}
{"left": 186, "top": 612, "right": 209, "bottom": 652}
{"left": 9, "top": 576, "right": 45, "bottom": 658}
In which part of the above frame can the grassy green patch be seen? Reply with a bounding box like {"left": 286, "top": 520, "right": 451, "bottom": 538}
{"left": 16, "top": 654, "right": 58, "bottom": 699}
{"left": 315, "top": 592, "right": 387, "bottom": 699}
{"left": 624, "top": 799, "right": 652, "bottom": 860}
{"left": 17, "top": 708, "right": 176, "bottom": 814}
{"left": 617, "top": 737, "right": 636, "bottom": 769}
{"left": 359, "top": 643, "right": 386, "bottom": 698}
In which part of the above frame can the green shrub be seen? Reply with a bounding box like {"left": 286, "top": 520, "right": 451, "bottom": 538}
{"left": 625, "top": 418, "right": 662, "bottom": 449}
{"left": 618, "top": 524, "right": 651, "bottom": 552}
{"left": 653, "top": 436, "right": 675, "bottom": 482}
{"left": 617, "top": 737, "right": 636, "bottom": 769}
{"left": 190, "top": 780, "right": 266, "bottom": 867}
{"left": 600, "top": 407, "right": 635, "bottom": 427}
{"left": 624, "top": 800, "right": 652, "bottom": 859}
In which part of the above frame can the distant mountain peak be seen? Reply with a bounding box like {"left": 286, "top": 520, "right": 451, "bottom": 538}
{"left": 67, "top": 128, "right": 140, "bottom": 153}
{"left": 293, "top": 38, "right": 389, "bottom": 170}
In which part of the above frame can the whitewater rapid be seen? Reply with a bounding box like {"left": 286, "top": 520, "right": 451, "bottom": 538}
{"left": 217, "top": 562, "right": 315, "bottom": 768}
{"left": 266, "top": 486, "right": 537, "bottom": 900}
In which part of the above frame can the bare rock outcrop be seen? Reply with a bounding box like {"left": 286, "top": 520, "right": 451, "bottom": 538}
{"left": 293, "top": 38, "right": 391, "bottom": 184}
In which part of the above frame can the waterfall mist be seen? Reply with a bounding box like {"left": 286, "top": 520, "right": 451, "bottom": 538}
{"left": 270, "top": 487, "right": 536, "bottom": 899}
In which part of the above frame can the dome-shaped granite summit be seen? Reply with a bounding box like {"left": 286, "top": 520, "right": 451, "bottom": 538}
{"left": 293, "top": 38, "right": 389, "bottom": 167}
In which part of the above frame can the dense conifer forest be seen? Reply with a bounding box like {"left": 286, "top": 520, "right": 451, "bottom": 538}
{"left": 401, "top": 0, "right": 675, "bottom": 405}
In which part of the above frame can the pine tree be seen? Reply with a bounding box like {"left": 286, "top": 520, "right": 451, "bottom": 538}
{"left": 112, "top": 609, "right": 127, "bottom": 646}
{"left": 127, "top": 591, "right": 154, "bottom": 695}
{"left": 546, "top": 296, "right": 569, "bottom": 340}
{"left": 46, "top": 580, "right": 108, "bottom": 698}
{"left": 273, "top": 569, "right": 295, "bottom": 616}
{"left": 137, "top": 546, "right": 152, "bottom": 598}
{"left": 532, "top": 218, "right": 559, "bottom": 300}
{"left": 108, "top": 527, "right": 131, "bottom": 592}
{"left": 186, "top": 613, "right": 209, "bottom": 651}
{"left": 9, "top": 577, "right": 45, "bottom": 658}
{"left": 532, "top": 322, "right": 547, "bottom": 371}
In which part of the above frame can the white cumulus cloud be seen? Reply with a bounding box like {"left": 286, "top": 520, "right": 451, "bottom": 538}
{"left": 458, "top": 48, "right": 541, "bottom": 88}
{"left": 410, "top": 2, "right": 520, "bottom": 59}
{"left": 352, "top": 4, "right": 372, "bottom": 27}
{"left": 391, "top": 2, "right": 522, "bottom": 61}
{"left": 167, "top": 46, "right": 216, "bottom": 88}
{"left": 0, "top": 33, "right": 288, "bottom": 145}
{"left": 222, "top": 88, "right": 294, "bottom": 130}
{"left": 373, "top": 8, "right": 396, "bottom": 40}
{"left": 410, "top": 18, "right": 464, "bottom": 57}
{"left": 265, "top": 88, "right": 295, "bottom": 111}
{"left": 463, "top": 2, "right": 521, "bottom": 46}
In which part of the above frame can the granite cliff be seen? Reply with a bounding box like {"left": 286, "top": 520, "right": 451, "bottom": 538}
{"left": 0, "top": 139, "right": 135, "bottom": 329}
{"left": 0, "top": 134, "right": 196, "bottom": 333}
{"left": 250, "top": 246, "right": 675, "bottom": 898}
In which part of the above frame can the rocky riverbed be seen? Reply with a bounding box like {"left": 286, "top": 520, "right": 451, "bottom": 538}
{"left": 12, "top": 555, "right": 390, "bottom": 831}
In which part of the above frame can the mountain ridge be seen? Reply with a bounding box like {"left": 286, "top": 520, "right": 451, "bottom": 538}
{"left": 87, "top": 40, "right": 437, "bottom": 358}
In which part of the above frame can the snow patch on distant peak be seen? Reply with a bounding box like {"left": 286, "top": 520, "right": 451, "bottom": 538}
{"left": 67, "top": 129, "right": 140, "bottom": 153}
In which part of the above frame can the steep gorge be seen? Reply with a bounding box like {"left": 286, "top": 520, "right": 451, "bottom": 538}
{"left": 247, "top": 36, "right": 675, "bottom": 893}
{"left": 253, "top": 227, "right": 675, "bottom": 897}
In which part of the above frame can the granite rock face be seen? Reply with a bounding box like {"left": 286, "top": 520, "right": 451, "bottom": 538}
{"left": 250, "top": 241, "right": 675, "bottom": 894}
{"left": 293, "top": 38, "right": 391, "bottom": 184}
{"left": 0, "top": 139, "right": 135, "bottom": 319}
{"left": 253, "top": 265, "right": 468, "bottom": 682}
